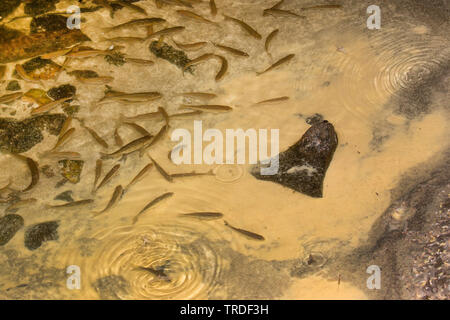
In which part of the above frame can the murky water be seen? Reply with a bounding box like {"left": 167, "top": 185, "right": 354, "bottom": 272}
{"left": 0, "top": 0, "right": 449, "bottom": 299}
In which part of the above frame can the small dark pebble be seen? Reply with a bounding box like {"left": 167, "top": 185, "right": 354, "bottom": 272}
{"left": 0, "top": 214, "right": 24, "bottom": 246}
{"left": 24, "top": 221, "right": 59, "bottom": 250}
{"left": 150, "top": 41, "right": 193, "bottom": 74}
{"left": 47, "top": 84, "right": 76, "bottom": 101}
{"left": 6, "top": 80, "right": 20, "bottom": 91}
{"left": 305, "top": 113, "right": 324, "bottom": 125}
{"left": 54, "top": 190, "right": 74, "bottom": 202}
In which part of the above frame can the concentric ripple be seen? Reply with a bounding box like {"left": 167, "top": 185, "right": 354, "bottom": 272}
{"left": 59, "top": 219, "right": 227, "bottom": 300}
{"left": 214, "top": 164, "right": 245, "bottom": 183}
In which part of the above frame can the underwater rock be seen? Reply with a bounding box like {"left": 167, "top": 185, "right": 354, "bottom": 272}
{"left": 54, "top": 190, "right": 74, "bottom": 202}
{"left": 0, "top": 0, "right": 21, "bottom": 20}
{"left": 93, "top": 275, "right": 129, "bottom": 300}
{"left": 305, "top": 113, "right": 324, "bottom": 125}
{"left": 24, "top": 221, "right": 59, "bottom": 250}
{"left": 6, "top": 80, "right": 20, "bottom": 91}
{"left": 149, "top": 41, "right": 193, "bottom": 73}
{"left": 0, "top": 114, "right": 66, "bottom": 153}
{"left": 0, "top": 214, "right": 24, "bottom": 246}
{"left": 58, "top": 160, "right": 84, "bottom": 184}
{"left": 0, "top": 22, "right": 89, "bottom": 64}
{"left": 105, "top": 52, "right": 126, "bottom": 66}
{"left": 251, "top": 120, "right": 338, "bottom": 198}
{"left": 41, "top": 165, "right": 55, "bottom": 178}
{"left": 24, "top": 0, "right": 58, "bottom": 16}
{"left": 17, "top": 57, "right": 62, "bottom": 81}
{"left": 30, "top": 14, "right": 66, "bottom": 33}
{"left": 47, "top": 84, "right": 76, "bottom": 101}
{"left": 24, "top": 88, "right": 53, "bottom": 105}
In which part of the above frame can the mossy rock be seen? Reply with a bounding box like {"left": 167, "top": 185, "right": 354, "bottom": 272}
{"left": 24, "top": 0, "right": 59, "bottom": 16}
{"left": 24, "top": 221, "right": 59, "bottom": 250}
{"left": 0, "top": 114, "right": 66, "bottom": 153}
{"left": 58, "top": 159, "right": 84, "bottom": 184}
{"left": 0, "top": 0, "right": 21, "bottom": 21}
{"left": 105, "top": 52, "right": 126, "bottom": 66}
{"left": 47, "top": 84, "right": 76, "bottom": 101}
{"left": 0, "top": 214, "right": 24, "bottom": 246}
{"left": 149, "top": 41, "right": 193, "bottom": 73}
{"left": 6, "top": 80, "right": 20, "bottom": 91}
{"left": 30, "top": 14, "right": 68, "bottom": 33}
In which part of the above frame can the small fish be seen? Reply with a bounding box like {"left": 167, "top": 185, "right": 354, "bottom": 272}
{"left": 214, "top": 55, "right": 228, "bottom": 81}
{"left": 59, "top": 116, "right": 73, "bottom": 137}
{"left": 224, "top": 220, "right": 265, "bottom": 241}
{"left": 148, "top": 156, "right": 173, "bottom": 182}
{"left": 132, "top": 192, "right": 174, "bottom": 224}
{"left": 84, "top": 126, "right": 109, "bottom": 149}
{"left": 100, "top": 135, "right": 153, "bottom": 159}
{"left": 0, "top": 65, "right": 6, "bottom": 79}
{"left": 210, "top": 0, "right": 217, "bottom": 16}
{"left": 93, "top": 159, "right": 103, "bottom": 192}
{"left": 66, "top": 48, "right": 118, "bottom": 58}
{"left": 124, "top": 58, "right": 155, "bottom": 65}
{"left": 212, "top": 43, "right": 249, "bottom": 57}
{"left": 98, "top": 92, "right": 162, "bottom": 105}
{"left": 51, "top": 127, "right": 75, "bottom": 150}
{"left": 77, "top": 76, "right": 114, "bottom": 85}
{"left": 223, "top": 15, "right": 261, "bottom": 39}
{"left": 169, "top": 110, "right": 203, "bottom": 118}
{"left": 179, "top": 104, "right": 232, "bottom": 112}
{"left": 14, "top": 64, "right": 41, "bottom": 83}
{"left": 39, "top": 151, "right": 81, "bottom": 160}
{"left": 0, "top": 92, "right": 23, "bottom": 104}
{"left": 301, "top": 4, "right": 343, "bottom": 10}
{"left": 20, "top": 156, "right": 39, "bottom": 192}
{"left": 95, "top": 164, "right": 120, "bottom": 192}
{"left": 145, "top": 26, "right": 186, "bottom": 40}
{"left": 123, "top": 122, "right": 151, "bottom": 136}
{"left": 125, "top": 163, "right": 153, "bottom": 190}
{"left": 5, "top": 198, "right": 37, "bottom": 214}
{"left": 47, "top": 199, "right": 94, "bottom": 208}
{"left": 104, "top": 18, "right": 166, "bottom": 31}
{"left": 170, "top": 170, "right": 214, "bottom": 178}
{"left": 183, "top": 53, "right": 216, "bottom": 71}
{"left": 103, "top": 36, "right": 146, "bottom": 43}
{"left": 180, "top": 212, "right": 223, "bottom": 220}
{"left": 256, "top": 54, "right": 295, "bottom": 76}
{"left": 139, "top": 125, "right": 169, "bottom": 157}
{"left": 31, "top": 96, "right": 73, "bottom": 115}
{"left": 265, "top": 29, "right": 279, "bottom": 54}
{"left": 263, "top": 8, "right": 305, "bottom": 18}
{"left": 116, "top": 0, "right": 147, "bottom": 15}
{"left": 172, "top": 39, "right": 208, "bottom": 51}
{"left": 269, "top": 0, "right": 285, "bottom": 9}
{"left": 94, "top": 185, "right": 123, "bottom": 215}
{"left": 178, "top": 92, "right": 217, "bottom": 100}
{"left": 135, "top": 266, "right": 170, "bottom": 281}
{"left": 254, "top": 96, "right": 290, "bottom": 105}
{"left": 119, "top": 111, "right": 162, "bottom": 122}
{"left": 114, "top": 128, "right": 124, "bottom": 147}
{"left": 158, "top": 107, "right": 170, "bottom": 126}
{"left": 41, "top": 48, "right": 78, "bottom": 59}
{"left": 176, "top": 10, "right": 216, "bottom": 24}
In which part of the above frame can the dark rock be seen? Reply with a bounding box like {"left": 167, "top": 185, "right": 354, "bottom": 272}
{"left": 251, "top": 120, "right": 338, "bottom": 198}
{"left": 305, "top": 113, "right": 324, "bottom": 125}
{"left": 41, "top": 165, "right": 55, "bottom": 178}
{"left": 47, "top": 84, "right": 76, "bottom": 102}
{"left": 54, "top": 190, "right": 74, "bottom": 202}
{"left": 93, "top": 275, "right": 129, "bottom": 300}
{"left": 149, "top": 41, "right": 193, "bottom": 73}
{"left": 6, "top": 80, "right": 20, "bottom": 91}
{"left": 58, "top": 160, "right": 84, "bottom": 184}
{"left": 0, "top": 0, "right": 21, "bottom": 20}
{"left": 104, "top": 52, "right": 126, "bottom": 66}
{"left": 0, "top": 214, "right": 24, "bottom": 246}
{"left": 24, "top": 221, "right": 59, "bottom": 250}
{"left": 0, "top": 114, "right": 66, "bottom": 153}
{"left": 30, "top": 14, "right": 67, "bottom": 33}
{"left": 24, "top": 0, "right": 58, "bottom": 16}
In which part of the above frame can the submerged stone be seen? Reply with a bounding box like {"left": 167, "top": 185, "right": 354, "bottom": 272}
{"left": 58, "top": 160, "right": 84, "bottom": 184}
{"left": 0, "top": 0, "right": 21, "bottom": 20}
{"left": 251, "top": 120, "right": 338, "bottom": 198}
{"left": 0, "top": 214, "right": 24, "bottom": 246}
{"left": 24, "top": 221, "right": 59, "bottom": 250}
{"left": 6, "top": 80, "right": 20, "bottom": 91}
{"left": 149, "top": 41, "right": 193, "bottom": 73}
{"left": 54, "top": 190, "right": 74, "bottom": 202}
{"left": 104, "top": 52, "right": 126, "bottom": 66}
{"left": 0, "top": 114, "right": 66, "bottom": 153}
{"left": 24, "top": 0, "right": 58, "bottom": 16}
{"left": 47, "top": 84, "right": 76, "bottom": 101}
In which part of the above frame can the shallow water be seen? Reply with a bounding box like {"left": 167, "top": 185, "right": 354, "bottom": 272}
{"left": 0, "top": 0, "right": 449, "bottom": 299}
